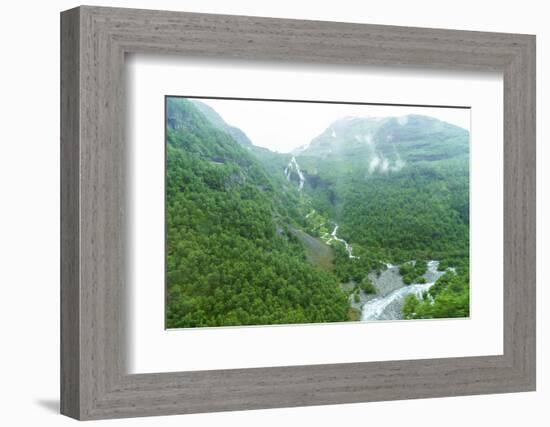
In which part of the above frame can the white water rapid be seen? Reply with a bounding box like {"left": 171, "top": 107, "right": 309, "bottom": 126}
{"left": 361, "top": 260, "right": 441, "bottom": 321}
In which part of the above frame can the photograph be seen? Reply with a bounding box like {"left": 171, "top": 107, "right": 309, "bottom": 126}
{"left": 165, "top": 96, "right": 471, "bottom": 329}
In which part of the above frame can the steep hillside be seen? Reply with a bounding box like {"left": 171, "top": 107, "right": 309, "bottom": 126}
{"left": 190, "top": 99, "right": 253, "bottom": 147}
{"left": 287, "top": 115, "right": 470, "bottom": 265}
{"left": 297, "top": 115, "right": 468, "bottom": 165}
{"left": 165, "top": 98, "right": 349, "bottom": 328}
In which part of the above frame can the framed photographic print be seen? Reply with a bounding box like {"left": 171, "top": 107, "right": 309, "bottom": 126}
{"left": 61, "top": 6, "right": 536, "bottom": 420}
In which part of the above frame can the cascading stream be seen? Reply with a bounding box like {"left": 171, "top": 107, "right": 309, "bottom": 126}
{"left": 361, "top": 260, "right": 442, "bottom": 321}
{"left": 327, "top": 224, "right": 358, "bottom": 259}
{"left": 284, "top": 156, "right": 306, "bottom": 190}
{"left": 303, "top": 209, "right": 358, "bottom": 259}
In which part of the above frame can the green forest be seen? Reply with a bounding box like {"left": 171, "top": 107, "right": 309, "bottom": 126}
{"left": 165, "top": 98, "right": 470, "bottom": 328}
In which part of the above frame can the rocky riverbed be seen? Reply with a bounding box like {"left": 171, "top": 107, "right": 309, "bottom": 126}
{"left": 357, "top": 260, "right": 445, "bottom": 321}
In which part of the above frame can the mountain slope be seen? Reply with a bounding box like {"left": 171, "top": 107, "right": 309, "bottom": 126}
{"left": 298, "top": 114, "right": 468, "bottom": 165}
{"left": 165, "top": 98, "right": 349, "bottom": 328}
{"left": 190, "top": 99, "right": 253, "bottom": 146}
{"left": 289, "top": 114, "right": 471, "bottom": 320}
{"left": 293, "top": 115, "right": 470, "bottom": 264}
{"left": 186, "top": 99, "right": 307, "bottom": 226}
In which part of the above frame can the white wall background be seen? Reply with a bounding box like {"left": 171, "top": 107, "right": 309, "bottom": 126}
{"left": 0, "top": 0, "right": 546, "bottom": 425}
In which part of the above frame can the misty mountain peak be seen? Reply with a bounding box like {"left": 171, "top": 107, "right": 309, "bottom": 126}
{"left": 295, "top": 114, "right": 468, "bottom": 172}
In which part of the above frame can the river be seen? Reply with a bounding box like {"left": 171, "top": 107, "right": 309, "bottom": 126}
{"left": 361, "top": 260, "right": 443, "bottom": 321}
{"left": 300, "top": 197, "right": 440, "bottom": 321}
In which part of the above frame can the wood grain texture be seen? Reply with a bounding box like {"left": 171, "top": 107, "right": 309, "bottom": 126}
{"left": 60, "top": 5, "right": 536, "bottom": 420}
{"left": 60, "top": 7, "right": 80, "bottom": 419}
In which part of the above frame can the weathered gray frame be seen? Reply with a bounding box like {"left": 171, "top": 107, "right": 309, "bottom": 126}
{"left": 60, "top": 5, "right": 536, "bottom": 421}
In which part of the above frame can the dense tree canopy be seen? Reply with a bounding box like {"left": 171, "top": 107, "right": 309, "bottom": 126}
{"left": 290, "top": 115, "right": 470, "bottom": 319}
{"left": 403, "top": 268, "right": 470, "bottom": 319}
{"left": 165, "top": 98, "right": 471, "bottom": 326}
{"left": 166, "top": 98, "right": 349, "bottom": 328}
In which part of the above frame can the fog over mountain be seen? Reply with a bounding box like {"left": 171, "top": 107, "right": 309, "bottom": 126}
{"left": 192, "top": 97, "right": 470, "bottom": 153}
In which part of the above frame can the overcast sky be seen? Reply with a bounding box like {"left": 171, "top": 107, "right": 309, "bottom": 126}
{"left": 192, "top": 98, "right": 470, "bottom": 154}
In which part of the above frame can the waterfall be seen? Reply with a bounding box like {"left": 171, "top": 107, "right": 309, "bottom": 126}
{"left": 324, "top": 224, "right": 358, "bottom": 259}
{"left": 330, "top": 225, "right": 358, "bottom": 259}
{"left": 285, "top": 156, "right": 305, "bottom": 190}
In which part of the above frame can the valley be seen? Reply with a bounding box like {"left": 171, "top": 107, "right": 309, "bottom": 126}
{"left": 165, "top": 97, "right": 470, "bottom": 328}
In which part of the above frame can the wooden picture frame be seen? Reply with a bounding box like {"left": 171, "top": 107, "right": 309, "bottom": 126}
{"left": 60, "top": 5, "right": 536, "bottom": 420}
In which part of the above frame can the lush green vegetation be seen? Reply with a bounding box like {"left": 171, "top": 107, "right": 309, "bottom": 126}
{"left": 399, "top": 260, "right": 428, "bottom": 285}
{"left": 331, "top": 243, "right": 382, "bottom": 283}
{"left": 165, "top": 98, "right": 471, "bottom": 326}
{"left": 290, "top": 115, "right": 470, "bottom": 318}
{"left": 403, "top": 268, "right": 470, "bottom": 319}
{"left": 165, "top": 98, "right": 349, "bottom": 328}
{"left": 359, "top": 276, "right": 377, "bottom": 294}
{"left": 337, "top": 162, "right": 469, "bottom": 264}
